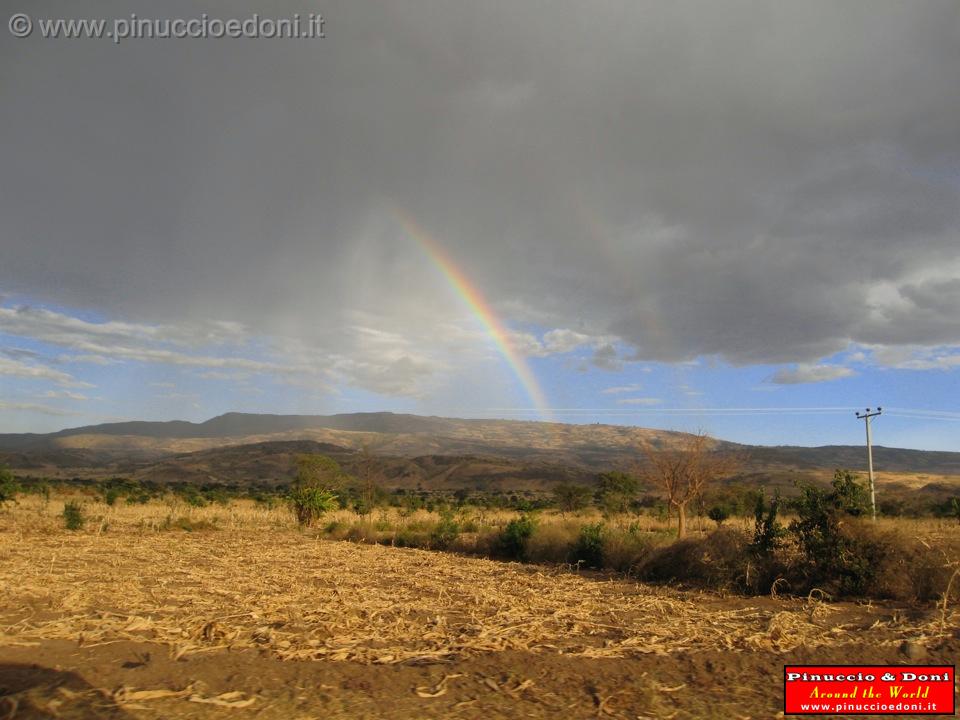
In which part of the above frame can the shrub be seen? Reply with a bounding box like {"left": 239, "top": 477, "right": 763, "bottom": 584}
{"left": 430, "top": 510, "right": 460, "bottom": 550}
{"left": 323, "top": 519, "right": 348, "bottom": 536}
{"left": 496, "top": 514, "right": 537, "bottom": 561}
{"left": 288, "top": 486, "right": 338, "bottom": 527}
{"left": 639, "top": 528, "right": 751, "bottom": 590}
{"left": 62, "top": 501, "right": 85, "bottom": 531}
{"left": 571, "top": 522, "right": 606, "bottom": 568}
{"left": 790, "top": 471, "right": 883, "bottom": 595}
{"left": 0, "top": 467, "right": 19, "bottom": 508}
{"left": 601, "top": 528, "right": 664, "bottom": 573}
{"left": 751, "top": 491, "right": 785, "bottom": 557}
{"left": 125, "top": 491, "right": 151, "bottom": 505}
{"left": 552, "top": 484, "right": 592, "bottom": 514}
{"left": 344, "top": 521, "right": 376, "bottom": 543}
{"left": 251, "top": 492, "right": 279, "bottom": 509}
{"left": 708, "top": 505, "right": 731, "bottom": 527}
{"left": 824, "top": 521, "right": 949, "bottom": 600}
{"left": 394, "top": 528, "right": 431, "bottom": 548}
{"left": 204, "top": 488, "right": 231, "bottom": 506}
{"left": 526, "top": 520, "right": 579, "bottom": 564}
{"left": 102, "top": 487, "right": 121, "bottom": 506}
{"left": 596, "top": 471, "right": 640, "bottom": 514}
{"left": 178, "top": 488, "right": 208, "bottom": 508}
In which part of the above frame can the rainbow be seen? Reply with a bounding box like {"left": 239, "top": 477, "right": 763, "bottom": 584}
{"left": 393, "top": 209, "right": 553, "bottom": 421}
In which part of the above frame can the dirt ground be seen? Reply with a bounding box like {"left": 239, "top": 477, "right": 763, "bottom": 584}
{"left": 1, "top": 519, "right": 957, "bottom": 719}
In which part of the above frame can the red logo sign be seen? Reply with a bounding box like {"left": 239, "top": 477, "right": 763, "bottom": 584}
{"left": 784, "top": 665, "right": 955, "bottom": 715}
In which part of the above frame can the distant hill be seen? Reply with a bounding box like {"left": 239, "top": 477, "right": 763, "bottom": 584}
{"left": 1, "top": 412, "right": 958, "bottom": 495}
{"left": 124, "top": 439, "right": 594, "bottom": 491}
{"left": 0, "top": 412, "right": 452, "bottom": 448}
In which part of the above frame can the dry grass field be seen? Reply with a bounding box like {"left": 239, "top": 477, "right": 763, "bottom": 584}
{"left": 1, "top": 495, "right": 958, "bottom": 719}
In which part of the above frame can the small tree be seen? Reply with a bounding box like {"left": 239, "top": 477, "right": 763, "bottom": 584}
{"left": 288, "top": 454, "right": 344, "bottom": 527}
{"left": 596, "top": 471, "right": 640, "bottom": 514}
{"left": 352, "top": 445, "right": 382, "bottom": 516}
{"left": 640, "top": 432, "right": 743, "bottom": 537}
{"left": 0, "top": 466, "right": 18, "bottom": 508}
{"left": 791, "top": 470, "right": 873, "bottom": 592}
{"left": 553, "top": 483, "right": 592, "bottom": 514}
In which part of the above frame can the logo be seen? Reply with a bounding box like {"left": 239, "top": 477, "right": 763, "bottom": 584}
{"left": 784, "top": 665, "right": 955, "bottom": 715}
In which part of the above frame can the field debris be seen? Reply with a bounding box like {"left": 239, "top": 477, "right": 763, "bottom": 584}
{"left": 2, "top": 526, "right": 956, "bottom": 669}
{"left": 414, "top": 673, "right": 463, "bottom": 697}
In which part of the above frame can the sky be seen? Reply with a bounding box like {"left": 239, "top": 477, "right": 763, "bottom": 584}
{"left": 1, "top": 1, "right": 959, "bottom": 450}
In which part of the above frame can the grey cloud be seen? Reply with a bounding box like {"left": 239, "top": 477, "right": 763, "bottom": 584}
{"left": 591, "top": 344, "right": 623, "bottom": 372}
{"left": 542, "top": 329, "right": 591, "bottom": 354}
{"left": 770, "top": 363, "right": 856, "bottom": 384}
{"left": 1, "top": 0, "right": 958, "bottom": 377}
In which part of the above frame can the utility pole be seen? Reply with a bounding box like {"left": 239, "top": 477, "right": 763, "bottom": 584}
{"left": 855, "top": 407, "right": 882, "bottom": 521}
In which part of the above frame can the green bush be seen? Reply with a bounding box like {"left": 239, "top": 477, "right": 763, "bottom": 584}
{"left": 0, "top": 467, "right": 19, "bottom": 508}
{"left": 429, "top": 510, "right": 460, "bottom": 550}
{"left": 596, "top": 471, "right": 640, "bottom": 514}
{"left": 174, "top": 487, "right": 208, "bottom": 508}
{"left": 552, "top": 483, "right": 592, "bottom": 513}
{"left": 571, "top": 522, "right": 606, "bottom": 568}
{"left": 708, "top": 505, "right": 731, "bottom": 527}
{"left": 791, "top": 470, "right": 873, "bottom": 593}
{"left": 496, "top": 514, "right": 537, "bottom": 561}
{"left": 125, "top": 491, "right": 151, "bottom": 505}
{"left": 751, "top": 492, "right": 785, "bottom": 557}
{"left": 204, "top": 488, "right": 231, "bottom": 506}
{"left": 323, "top": 519, "right": 347, "bottom": 535}
{"left": 288, "top": 486, "right": 338, "bottom": 527}
{"left": 102, "top": 487, "right": 121, "bottom": 506}
{"left": 62, "top": 501, "right": 85, "bottom": 531}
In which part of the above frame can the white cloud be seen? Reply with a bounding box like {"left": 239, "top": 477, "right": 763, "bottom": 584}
{"left": 40, "top": 390, "right": 89, "bottom": 401}
{"left": 0, "top": 356, "right": 91, "bottom": 388}
{"left": 616, "top": 397, "right": 663, "bottom": 406}
{"left": 542, "top": 328, "right": 591, "bottom": 354}
{"left": 869, "top": 344, "right": 960, "bottom": 371}
{"left": 601, "top": 383, "right": 644, "bottom": 395}
{"left": 0, "top": 401, "right": 81, "bottom": 416}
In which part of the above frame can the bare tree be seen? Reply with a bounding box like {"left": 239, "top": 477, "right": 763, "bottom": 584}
{"left": 639, "top": 431, "right": 743, "bottom": 538}
{"left": 353, "top": 444, "right": 381, "bottom": 516}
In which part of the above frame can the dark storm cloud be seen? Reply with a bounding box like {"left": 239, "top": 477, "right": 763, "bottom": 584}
{"left": 2, "top": 0, "right": 958, "bottom": 383}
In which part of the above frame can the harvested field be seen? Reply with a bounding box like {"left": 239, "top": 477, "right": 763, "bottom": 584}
{"left": 1, "top": 502, "right": 958, "bottom": 718}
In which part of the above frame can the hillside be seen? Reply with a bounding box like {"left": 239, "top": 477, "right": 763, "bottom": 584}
{"left": 2, "top": 412, "right": 959, "bottom": 496}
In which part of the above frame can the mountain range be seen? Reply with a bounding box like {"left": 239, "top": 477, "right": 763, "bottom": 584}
{"left": 2, "top": 412, "right": 958, "bottom": 496}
